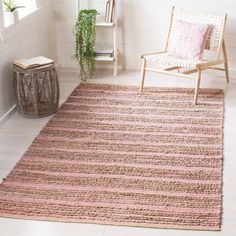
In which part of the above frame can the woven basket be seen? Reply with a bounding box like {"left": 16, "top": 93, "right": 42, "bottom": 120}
{"left": 13, "top": 64, "right": 60, "bottom": 118}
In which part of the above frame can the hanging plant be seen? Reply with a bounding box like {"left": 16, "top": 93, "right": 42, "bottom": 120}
{"left": 74, "top": 9, "right": 98, "bottom": 81}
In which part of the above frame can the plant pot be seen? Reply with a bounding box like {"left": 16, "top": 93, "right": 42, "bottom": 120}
{"left": 4, "top": 12, "right": 14, "bottom": 26}
{"left": 4, "top": 11, "right": 19, "bottom": 27}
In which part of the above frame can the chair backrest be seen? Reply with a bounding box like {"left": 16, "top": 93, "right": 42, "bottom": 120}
{"left": 165, "top": 7, "right": 227, "bottom": 57}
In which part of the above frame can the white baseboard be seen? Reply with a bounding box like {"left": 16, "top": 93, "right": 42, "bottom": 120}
{"left": 57, "top": 64, "right": 124, "bottom": 73}
{"left": 58, "top": 66, "right": 78, "bottom": 74}
{"left": 0, "top": 105, "right": 16, "bottom": 127}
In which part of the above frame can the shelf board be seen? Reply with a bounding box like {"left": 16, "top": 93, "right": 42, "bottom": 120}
{"left": 95, "top": 55, "right": 115, "bottom": 62}
{"left": 96, "top": 22, "right": 115, "bottom": 27}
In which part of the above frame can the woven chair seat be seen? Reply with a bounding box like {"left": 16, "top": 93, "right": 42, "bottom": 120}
{"left": 144, "top": 53, "right": 209, "bottom": 69}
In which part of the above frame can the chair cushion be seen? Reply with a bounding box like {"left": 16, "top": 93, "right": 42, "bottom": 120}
{"left": 168, "top": 20, "right": 211, "bottom": 60}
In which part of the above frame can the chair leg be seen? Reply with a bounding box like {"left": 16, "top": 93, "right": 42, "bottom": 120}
{"left": 222, "top": 40, "right": 229, "bottom": 83}
{"left": 139, "top": 59, "right": 147, "bottom": 92}
{"left": 194, "top": 68, "right": 202, "bottom": 105}
{"left": 224, "top": 62, "right": 230, "bottom": 83}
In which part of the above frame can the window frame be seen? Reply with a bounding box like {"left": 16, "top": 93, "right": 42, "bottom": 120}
{"left": 0, "top": 1, "right": 4, "bottom": 42}
{"left": 0, "top": 1, "right": 4, "bottom": 28}
{"left": 0, "top": 0, "right": 40, "bottom": 29}
{"left": 17, "top": 0, "right": 38, "bottom": 20}
{"left": 0, "top": 0, "right": 41, "bottom": 42}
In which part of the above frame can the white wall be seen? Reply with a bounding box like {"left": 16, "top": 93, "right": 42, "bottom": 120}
{"left": 0, "top": 0, "right": 56, "bottom": 121}
{"left": 53, "top": 0, "right": 77, "bottom": 68}
{"left": 54, "top": 0, "right": 236, "bottom": 72}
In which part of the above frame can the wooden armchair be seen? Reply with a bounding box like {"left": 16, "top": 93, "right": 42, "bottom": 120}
{"left": 139, "top": 7, "right": 228, "bottom": 105}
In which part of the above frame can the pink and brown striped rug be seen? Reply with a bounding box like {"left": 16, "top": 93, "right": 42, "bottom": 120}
{"left": 0, "top": 83, "right": 224, "bottom": 231}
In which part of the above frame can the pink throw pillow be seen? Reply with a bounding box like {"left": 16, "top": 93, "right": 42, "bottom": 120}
{"left": 168, "top": 20, "right": 211, "bottom": 60}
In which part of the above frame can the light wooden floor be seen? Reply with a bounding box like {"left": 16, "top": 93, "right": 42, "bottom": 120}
{"left": 0, "top": 70, "right": 236, "bottom": 236}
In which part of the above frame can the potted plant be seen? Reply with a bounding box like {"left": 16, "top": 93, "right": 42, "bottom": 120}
{"left": 74, "top": 9, "right": 98, "bottom": 81}
{"left": 3, "top": 0, "right": 25, "bottom": 26}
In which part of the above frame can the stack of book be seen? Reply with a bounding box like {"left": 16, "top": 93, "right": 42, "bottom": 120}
{"left": 13, "top": 56, "right": 54, "bottom": 69}
{"left": 105, "top": 0, "right": 115, "bottom": 23}
{"left": 94, "top": 49, "right": 114, "bottom": 58}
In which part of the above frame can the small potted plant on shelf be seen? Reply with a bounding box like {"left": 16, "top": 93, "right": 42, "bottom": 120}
{"left": 74, "top": 9, "right": 98, "bottom": 81}
{"left": 3, "top": 0, "right": 25, "bottom": 26}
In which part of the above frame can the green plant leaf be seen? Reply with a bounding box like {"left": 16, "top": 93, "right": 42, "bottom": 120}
{"left": 74, "top": 9, "right": 98, "bottom": 81}
{"left": 3, "top": 0, "right": 25, "bottom": 12}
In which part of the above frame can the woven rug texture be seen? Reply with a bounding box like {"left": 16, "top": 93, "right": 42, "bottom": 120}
{"left": 0, "top": 83, "right": 224, "bottom": 231}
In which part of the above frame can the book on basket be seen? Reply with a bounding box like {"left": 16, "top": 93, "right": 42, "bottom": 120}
{"left": 13, "top": 56, "right": 54, "bottom": 69}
